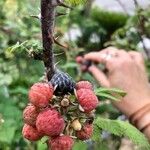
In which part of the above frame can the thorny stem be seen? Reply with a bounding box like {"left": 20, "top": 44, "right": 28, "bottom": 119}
{"left": 41, "top": 0, "right": 56, "bottom": 81}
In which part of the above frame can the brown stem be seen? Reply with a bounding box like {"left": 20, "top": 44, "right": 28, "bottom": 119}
{"left": 41, "top": 0, "right": 56, "bottom": 81}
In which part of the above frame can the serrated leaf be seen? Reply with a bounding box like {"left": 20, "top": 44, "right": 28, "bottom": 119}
{"left": 96, "top": 92, "right": 119, "bottom": 101}
{"left": 6, "top": 41, "right": 28, "bottom": 53}
{"left": 95, "top": 87, "right": 126, "bottom": 101}
{"left": 92, "top": 124, "right": 101, "bottom": 141}
{"left": 95, "top": 88, "right": 126, "bottom": 97}
{"left": 94, "top": 117, "right": 150, "bottom": 150}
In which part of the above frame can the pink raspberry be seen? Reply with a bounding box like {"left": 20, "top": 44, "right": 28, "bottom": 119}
{"left": 76, "top": 124, "right": 93, "bottom": 140}
{"left": 36, "top": 108, "right": 65, "bottom": 137}
{"left": 48, "top": 136, "right": 74, "bottom": 150}
{"left": 23, "top": 104, "right": 39, "bottom": 127}
{"left": 75, "top": 56, "right": 83, "bottom": 64}
{"left": 28, "top": 82, "right": 54, "bottom": 108}
{"left": 76, "top": 81, "right": 93, "bottom": 90}
{"left": 22, "top": 124, "right": 43, "bottom": 141}
{"left": 76, "top": 89, "right": 99, "bottom": 112}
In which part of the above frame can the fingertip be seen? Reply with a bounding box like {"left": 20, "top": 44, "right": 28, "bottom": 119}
{"left": 88, "top": 65, "right": 110, "bottom": 87}
{"left": 88, "top": 65, "right": 98, "bottom": 72}
{"left": 84, "top": 52, "right": 100, "bottom": 62}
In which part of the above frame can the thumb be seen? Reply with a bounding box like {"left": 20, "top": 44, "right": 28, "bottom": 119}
{"left": 88, "top": 65, "right": 110, "bottom": 87}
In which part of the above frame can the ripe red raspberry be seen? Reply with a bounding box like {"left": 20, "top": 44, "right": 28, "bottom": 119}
{"left": 36, "top": 108, "right": 65, "bottom": 137}
{"left": 23, "top": 104, "right": 39, "bottom": 127}
{"left": 76, "top": 56, "right": 83, "bottom": 64}
{"left": 28, "top": 82, "right": 54, "bottom": 108}
{"left": 76, "top": 124, "right": 93, "bottom": 140}
{"left": 76, "top": 81, "right": 93, "bottom": 90}
{"left": 22, "top": 124, "right": 43, "bottom": 141}
{"left": 48, "top": 136, "right": 74, "bottom": 150}
{"left": 76, "top": 89, "right": 99, "bottom": 112}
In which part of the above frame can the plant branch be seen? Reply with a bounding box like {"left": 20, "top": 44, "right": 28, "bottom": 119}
{"left": 133, "top": 0, "right": 150, "bottom": 59}
{"left": 41, "top": 0, "right": 57, "bottom": 81}
{"left": 133, "top": 0, "right": 139, "bottom": 8}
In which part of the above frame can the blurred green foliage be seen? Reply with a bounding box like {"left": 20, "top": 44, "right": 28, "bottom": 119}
{"left": 107, "top": 8, "right": 150, "bottom": 51}
{"left": 0, "top": 0, "right": 150, "bottom": 149}
{"left": 67, "top": 7, "right": 128, "bottom": 51}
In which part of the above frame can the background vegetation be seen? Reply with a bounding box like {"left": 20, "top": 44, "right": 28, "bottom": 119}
{"left": 0, "top": 0, "right": 150, "bottom": 149}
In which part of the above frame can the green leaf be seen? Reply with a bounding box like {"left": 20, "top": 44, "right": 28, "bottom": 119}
{"left": 95, "top": 88, "right": 126, "bottom": 97}
{"left": 94, "top": 117, "right": 150, "bottom": 150}
{"left": 92, "top": 124, "right": 101, "bottom": 141}
{"left": 0, "top": 120, "right": 17, "bottom": 144}
{"left": 73, "top": 141, "right": 88, "bottom": 150}
{"left": 0, "top": 103, "right": 22, "bottom": 120}
{"left": 96, "top": 92, "right": 119, "bottom": 101}
{"left": 6, "top": 41, "right": 28, "bottom": 53}
{"left": 0, "top": 73, "right": 13, "bottom": 86}
{"left": 95, "top": 87, "right": 126, "bottom": 101}
{"left": 37, "top": 137, "right": 48, "bottom": 150}
{"left": 0, "top": 85, "right": 9, "bottom": 98}
{"left": 10, "top": 86, "right": 28, "bottom": 95}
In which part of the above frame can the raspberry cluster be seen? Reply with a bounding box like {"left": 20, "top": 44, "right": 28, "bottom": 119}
{"left": 22, "top": 81, "right": 99, "bottom": 150}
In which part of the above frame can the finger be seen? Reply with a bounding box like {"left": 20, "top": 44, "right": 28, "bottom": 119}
{"left": 88, "top": 65, "right": 110, "bottom": 87}
{"left": 103, "top": 50, "right": 131, "bottom": 71}
{"left": 84, "top": 52, "right": 103, "bottom": 63}
{"left": 99, "top": 49, "right": 128, "bottom": 70}
{"left": 84, "top": 47, "right": 119, "bottom": 63}
{"left": 84, "top": 52, "right": 117, "bottom": 67}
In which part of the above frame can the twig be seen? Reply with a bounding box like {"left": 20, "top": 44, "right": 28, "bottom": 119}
{"left": 133, "top": 0, "right": 139, "bottom": 7}
{"left": 53, "top": 36, "right": 68, "bottom": 49}
{"left": 56, "top": 12, "right": 67, "bottom": 17}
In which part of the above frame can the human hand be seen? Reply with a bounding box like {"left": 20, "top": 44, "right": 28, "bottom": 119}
{"left": 78, "top": 47, "right": 150, "bottom": 117}
{"left": 77, "top": 47, "right": 150, "bottom": 139}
